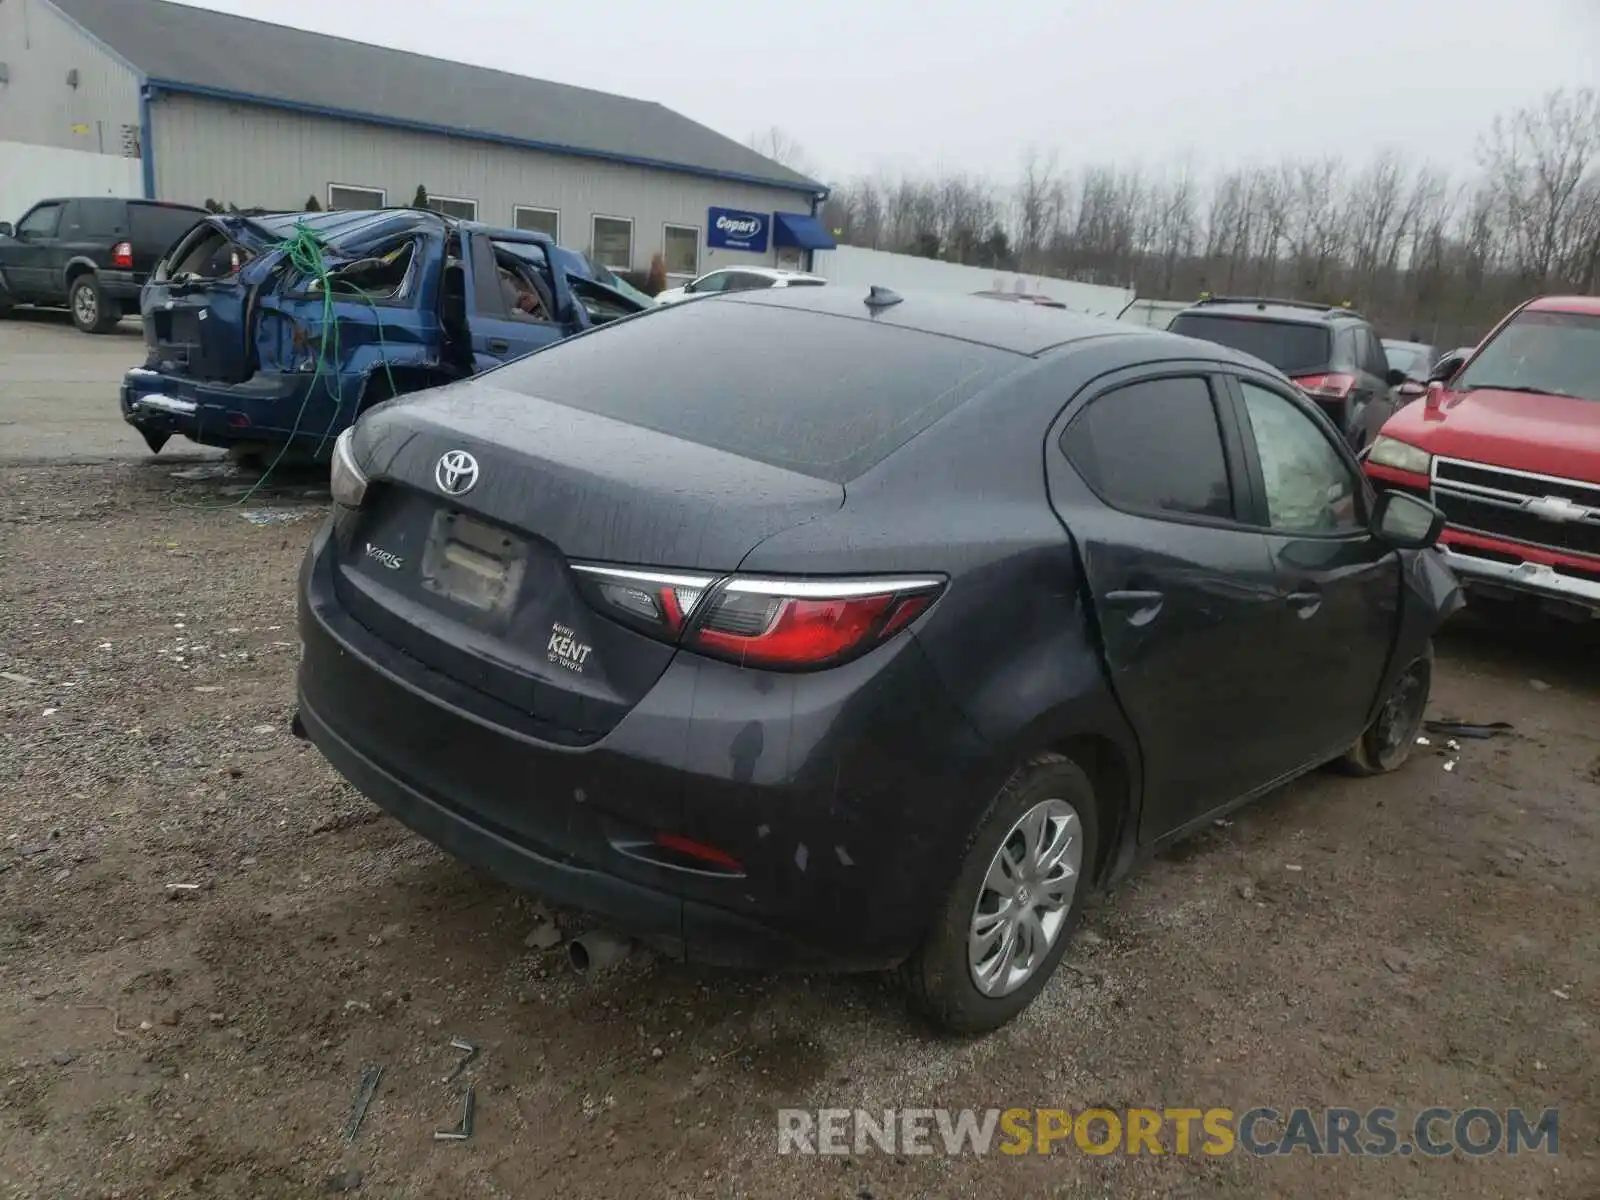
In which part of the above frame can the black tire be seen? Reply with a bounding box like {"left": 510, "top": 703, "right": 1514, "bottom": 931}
{"left": 70, "top": 274, "right": 120, "bottom": 334}
{"left": 902, "top": 752, "right": 1100, "bottom": 1035}
{"left": 1336, "top": 641, "right": 1433, "bottom": 776}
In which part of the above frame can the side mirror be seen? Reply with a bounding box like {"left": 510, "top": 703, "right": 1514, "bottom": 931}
{"left": 1385, "top": 367, "right": 1408, "bottom": 388}
{"left": 0, "top": 222, "right": 12, "bottom": 238}
{"left": 1372, "top": 489, "right": 1445, "bottom": 549}
{"left": 1427, "top": 353, "right": 1466, "bottom": 384}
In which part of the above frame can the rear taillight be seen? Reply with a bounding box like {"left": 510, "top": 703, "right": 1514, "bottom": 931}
{"left": 112, "top": 241, "right": 133, "bottom": 269}
{"left": 1292, "top": 372, "right": 1357, "bottom": 399}
{"left": 569, "top": 565, "right": 711, "bottom": 637}
{"left": 571, "top": 565, "right": 944, "bottom": 670}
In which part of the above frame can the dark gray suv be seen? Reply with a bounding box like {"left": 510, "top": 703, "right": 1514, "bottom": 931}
{"left": 0, "top": 197, "right": 207, "bottom": 333}
{"left": 1169, "top": 297, "right": 1407, "bottom": 450}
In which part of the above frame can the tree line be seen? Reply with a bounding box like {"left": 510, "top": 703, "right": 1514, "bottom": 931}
{"left": 784, "top": 88, "right": 1600, "bottom": 347}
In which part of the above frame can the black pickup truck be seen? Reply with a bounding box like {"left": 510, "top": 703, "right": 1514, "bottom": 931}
{"left": 0, "top": 197, "right": 208, "bottom": 333}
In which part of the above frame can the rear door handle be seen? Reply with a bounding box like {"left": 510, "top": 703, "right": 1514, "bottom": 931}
{"left": 1104, "top": 589, "right": 1164, "bottom": 627}
{"left": 1286, "top": 590, "right": 1322, "bottom": 619}
{"left": 486, "top": 338, "right": 510, "bottom": 354}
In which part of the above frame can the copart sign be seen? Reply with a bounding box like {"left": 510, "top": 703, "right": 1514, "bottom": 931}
{"left": 707, "top": 207, "right": 769, "bottom": 253}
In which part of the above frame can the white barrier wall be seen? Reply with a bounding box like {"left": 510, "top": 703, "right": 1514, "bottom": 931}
{"left": 0, "top": 141, "right": 142, "bottom": 225}
{"left": 810, "top": 246, "right": 1134, "bottom": 318}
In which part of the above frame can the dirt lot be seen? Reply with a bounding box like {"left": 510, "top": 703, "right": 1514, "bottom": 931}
{"left": 2, "top": 450, "right": 1598, "bottom": 1196}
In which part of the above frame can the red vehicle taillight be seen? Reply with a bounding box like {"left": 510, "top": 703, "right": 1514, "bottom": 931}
{"left": 1292, "top": 372, "right": 1357, "bottom": 400}
{"left": 570, "top": 564, "right": 944, "bottom": 670}
{"left": 112, "top": 241, "right": 134, "bottom": 268}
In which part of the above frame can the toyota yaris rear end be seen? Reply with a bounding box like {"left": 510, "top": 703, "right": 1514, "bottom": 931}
{"left": 297, "top": 287, "right": 1454, "bottom": 1033}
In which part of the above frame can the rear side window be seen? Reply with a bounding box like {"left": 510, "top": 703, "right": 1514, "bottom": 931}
{"left": 129, "top": 204, "right": 204, "bottom": 255}
{"left": 72, "top": 199, "right": 124, "bottom": 237}
{"left": 1170, "top": 314, "right": 1332, "bottom": 376}
{"left": 490, "top": 300, "right": 1021, "bottom": 483}
{"left": 1061, "top": 376, "right": 1233, "bottom": 520}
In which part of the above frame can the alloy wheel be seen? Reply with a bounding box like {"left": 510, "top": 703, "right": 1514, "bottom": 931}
{"left": 74, "top": 285, "right": 97, "bottom": 326}
{"left": 967, "top": 798, "right": 1082, "bottom": 998}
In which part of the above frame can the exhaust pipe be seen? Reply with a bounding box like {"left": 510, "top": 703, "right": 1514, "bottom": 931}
{"left": 568, "top": 929, "right": 634, "bottom": 974}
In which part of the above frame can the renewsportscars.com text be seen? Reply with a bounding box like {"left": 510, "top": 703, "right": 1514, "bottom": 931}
{"left": 777, "top": 1106, "right": 1559, "bottom": 1157}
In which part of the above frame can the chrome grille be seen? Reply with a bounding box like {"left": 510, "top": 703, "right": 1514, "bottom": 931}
{"left": 1432, "top": 457, "right": 1600, "bottom": 559}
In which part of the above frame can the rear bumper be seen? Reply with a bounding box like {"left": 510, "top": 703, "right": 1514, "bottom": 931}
{"left": 295, "top": 693, "right": 797, "bottom": 965}
{"left": 98, "top": 270, "right": 143, "bottom": 303}
{"left": 295, "top": 522, "right": 991, "bottom": 969}
{"left": 120, "top": 365, "right": 330, "bottom": 451}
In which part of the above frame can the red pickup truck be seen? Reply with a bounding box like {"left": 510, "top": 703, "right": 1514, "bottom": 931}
{"left": 1363, "top": 295, "right": 1600, "bottom": 618}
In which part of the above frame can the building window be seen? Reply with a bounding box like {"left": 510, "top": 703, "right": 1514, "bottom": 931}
{"left": 426, "top": 195, "right": 478, "bottom": 221}
{"left": 327, "top": 183, "right": 386, "bottom": 210}
{"left": 591, "top": 215, "right": 633, "bottom": 271}
{"left": 663, "top": 224, "right": 700, "bottom": 278}
{"left": 514, "top": 206, "right": 559, "bottom": 240}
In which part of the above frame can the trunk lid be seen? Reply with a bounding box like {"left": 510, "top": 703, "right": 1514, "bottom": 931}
{"left": 335, "top": 376, "right": 844, "bottom": 740}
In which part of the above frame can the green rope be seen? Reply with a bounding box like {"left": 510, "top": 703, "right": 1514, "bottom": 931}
{"left": 173, "top": 219, "right": 397, "bottom": 510}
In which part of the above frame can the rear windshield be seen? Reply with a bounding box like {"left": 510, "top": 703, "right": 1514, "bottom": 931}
{"left": 129, "top": 204, "right": 205, "bottom": 255}
{"left": 488, "top": 299, "right": 1021, "bottom": 483}
{"left": 1169, "top": 313, "right": 1332, "bottom": 375}
{"left": 1384, "top": 343, "right": 1431, "bottom": 376}
{"left": 1455, "top": 309, "right": 1600, "bottom": 402}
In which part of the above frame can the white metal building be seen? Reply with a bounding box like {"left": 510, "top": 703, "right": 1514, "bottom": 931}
{"left": 0, "top": 0, "right": 834, "bottom": 279}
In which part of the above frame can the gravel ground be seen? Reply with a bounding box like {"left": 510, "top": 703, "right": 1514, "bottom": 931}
{"left": 1, "top": 457, "right": 1597, "bottom": 1199}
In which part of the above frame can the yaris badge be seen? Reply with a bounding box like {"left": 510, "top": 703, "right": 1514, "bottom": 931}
{"left": 435, "top": 450, "right": 479, "bottom": 496}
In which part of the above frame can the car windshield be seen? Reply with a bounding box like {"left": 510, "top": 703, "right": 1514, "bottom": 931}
{"left": 1454, "top": 310, "right": 1600, "bottom": 401}
{"left": 1168, "top": 314, "right": 1332, "bottom": 375}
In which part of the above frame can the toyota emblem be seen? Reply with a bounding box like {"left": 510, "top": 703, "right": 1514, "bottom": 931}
{"left": 434, "top": 450, "right": 480, "bottom": 496}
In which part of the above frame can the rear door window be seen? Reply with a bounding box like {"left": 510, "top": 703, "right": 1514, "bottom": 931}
{"left": 489, "top": 299, "right": 1021, "bottom": 483}
{"left": 129, "top": 204, "right": 205, "bottom": 255}
{"left": 1060, "top": 376, "right": 1235, "bottom": 520}
{"left": 70, "top": 199, "right": 124, "bottom": 238}
{"left": 1170, "top": 314, "right": 1332, "bottom": 375}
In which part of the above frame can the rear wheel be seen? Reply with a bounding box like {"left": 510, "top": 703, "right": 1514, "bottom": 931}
{"left": 1337, "top": 642, "right": 1433, "bottom": 776}
{"left": 902, "top": 752, "right": 1099, "bottom": 1034}
{"left": 70, "top": 275, "right": 119, "bottom": 334}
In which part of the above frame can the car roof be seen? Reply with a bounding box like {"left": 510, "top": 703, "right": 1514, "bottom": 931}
{"left": 1382, "top": 339, "right": 1433, "bottom": 352}
{"left": 36, "top": 196, "right": 206, "bottom": 211}
{"left": 703, "top": 266, "right": 819, "bottom": 281}
{"left": 1177, "top": 297, "right": 1366, "bottom": 325}
{"left": 717, "top": 285, "right": 1192, "bottom": 358}
{"left": 1525, "top": 295, "right": 1600, "bottom": 316}
{"left": 460, "top": 222, "right": 555, "bottom": 246}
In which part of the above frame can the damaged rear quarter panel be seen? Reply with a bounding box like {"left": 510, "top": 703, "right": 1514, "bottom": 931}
{"left": 251, "top": 223, "right": 451, "bottom": 423}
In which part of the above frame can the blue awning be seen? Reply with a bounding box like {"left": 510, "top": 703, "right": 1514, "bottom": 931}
{"left": 772, "top": 211, "right": 837, "bottom": 251}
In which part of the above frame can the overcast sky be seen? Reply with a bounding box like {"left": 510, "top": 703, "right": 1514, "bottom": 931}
{"left": 183, "top": 0, "right": 1597, "bottom": 184}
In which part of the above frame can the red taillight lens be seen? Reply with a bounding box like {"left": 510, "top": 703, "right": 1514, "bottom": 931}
{"left": 653, "top": 832, "right": 744, "bottom": 873}
{"left": 112, "top": 241, "right": 134, "bottom": 268}
{"left": 572, "top": 565, "right": 943, "bottom": 670}
{"left": 1292, "top": 372, "right": 1356, "bottom": 399}
{"left": 691, "top": 580, "right": 939, "bottom": 668}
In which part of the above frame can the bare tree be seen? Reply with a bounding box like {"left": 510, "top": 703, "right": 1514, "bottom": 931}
{"left": 811, "top": 87, "right": 1600, "bottom": 347}
{"left": 746, "top": 126, "right": 814, "bottom": 176}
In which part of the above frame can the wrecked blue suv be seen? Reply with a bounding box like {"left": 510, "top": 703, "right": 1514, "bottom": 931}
{"left": 120, "top": 209, "right": 648, "bottom": 457}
